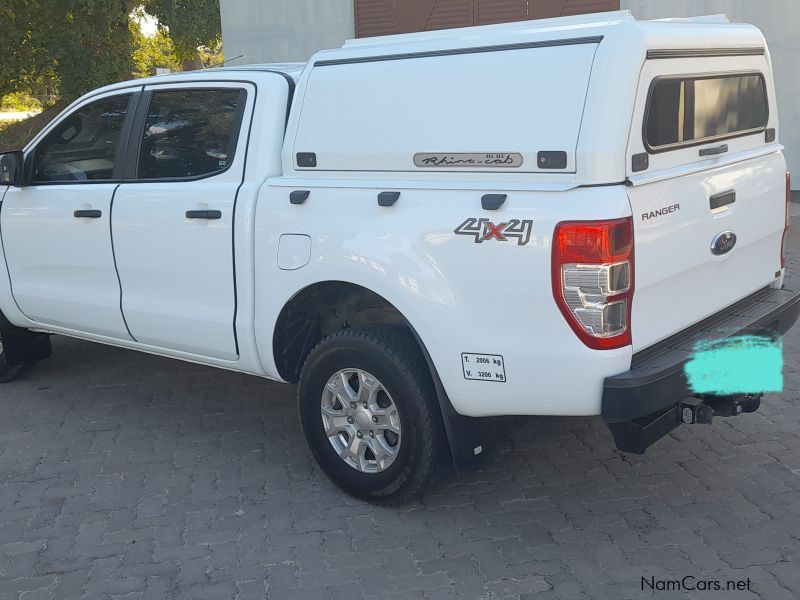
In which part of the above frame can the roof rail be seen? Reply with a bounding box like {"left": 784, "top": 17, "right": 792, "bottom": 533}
{"left": 650, "top": 14, "right": 730, "bottom": 24}
{"left": 342, "top": 10, "right": 634, "bottom": 49}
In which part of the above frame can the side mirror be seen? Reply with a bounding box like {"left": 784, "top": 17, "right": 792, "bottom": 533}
{"left": 0, "top": 151, "right": 24, "bottom": 187}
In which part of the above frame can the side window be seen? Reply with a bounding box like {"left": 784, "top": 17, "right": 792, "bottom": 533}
{"left": 33, "top": 94, "right": 132, "bottom": 182}
{"left": 645, "top": 73, "right": 768, "bottom": 152}
{"left": 137, "top": 88, "right": 244, "bottom": 180}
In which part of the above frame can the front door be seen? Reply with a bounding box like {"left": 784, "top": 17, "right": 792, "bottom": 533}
{"left": 112, "top": 83, "right": 253, "bottom": 360}
{"left": 0, "top": 91, "right": 137, "bottom": 339}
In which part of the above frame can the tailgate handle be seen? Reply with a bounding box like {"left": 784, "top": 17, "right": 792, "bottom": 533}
{"left": 699, "top": 144, "right": 729, "bottom": 157}
{"left": 710, "top": 191, "right": 736, "bottom": 210}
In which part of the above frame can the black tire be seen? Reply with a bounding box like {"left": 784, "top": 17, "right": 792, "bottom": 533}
{"left": 298, "top": 326, "right": 445, "bottom": 503}
{"left": 0, "top": 346, "right": 23, "bottom": 383}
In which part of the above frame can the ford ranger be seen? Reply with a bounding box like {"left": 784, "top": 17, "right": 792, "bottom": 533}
{"left": 0, "top": 11, "right": 798, "bottom": 502}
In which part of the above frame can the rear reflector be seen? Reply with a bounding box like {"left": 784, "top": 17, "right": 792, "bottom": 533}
{"left": 552, "top": 218, "right": 634, "bottom": 350}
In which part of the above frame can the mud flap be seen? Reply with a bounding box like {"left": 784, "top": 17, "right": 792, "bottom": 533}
{"left": 408, "top": 327, "right": 497, "bottom": 473}
{"left": 0, "top": 311, "right": 52, "bottom": 366}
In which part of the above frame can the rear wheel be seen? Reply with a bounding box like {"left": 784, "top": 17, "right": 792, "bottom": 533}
{"left": 298, "top": 327, "right": 445, "bottom": 503}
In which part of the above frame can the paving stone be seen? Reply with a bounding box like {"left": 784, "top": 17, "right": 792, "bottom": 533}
{"left": 51, "top": 570, "right": 89, "bottom": 599}
{"left": 0, "top": 541, "right": 46, "bottom": 556}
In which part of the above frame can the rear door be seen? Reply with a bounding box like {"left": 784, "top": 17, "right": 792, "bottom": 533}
{"left": 626, "top": 53, "right": 786, "bottom": 350}
{"left": 112, "top": 82, "right": 254, "bottom": 360}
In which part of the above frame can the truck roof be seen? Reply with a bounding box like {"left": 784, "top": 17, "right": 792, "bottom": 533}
{"left": 86, "top": 63, "right": 306, "bottom": 96}
{"left": 316, "top": 10, "right": 765, "bottom": 63}
{"left": 199, "top": 63, "right": 306, "bottom": 82}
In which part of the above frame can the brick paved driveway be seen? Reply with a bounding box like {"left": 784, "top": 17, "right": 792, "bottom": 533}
{"left": 2, "top": 228, "right": 800, "bottom": 600}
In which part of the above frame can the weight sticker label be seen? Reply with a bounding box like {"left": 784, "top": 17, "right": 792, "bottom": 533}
{"left": 461, "top": 353, "right": 506, "bottom": 383}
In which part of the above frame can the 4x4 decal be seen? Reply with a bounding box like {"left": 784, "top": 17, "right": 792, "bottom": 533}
{"left": 454, "top": 218, "right": 533, "bottom": 245}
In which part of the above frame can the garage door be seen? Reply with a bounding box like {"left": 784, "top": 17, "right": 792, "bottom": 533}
{"left": 354, "top": 0, "right": 621, "bottom": 38}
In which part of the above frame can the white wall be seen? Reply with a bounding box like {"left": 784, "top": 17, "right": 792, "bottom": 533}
{"left": 220, "top": 0, "right": 354, "bottom": 64}
{"left": 622, "top": 0, "right": 800, "bottom": 188}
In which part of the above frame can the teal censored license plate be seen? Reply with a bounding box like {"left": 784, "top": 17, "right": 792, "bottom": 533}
{"left": 684, "top": 334, "right": 784, "bottom": 395}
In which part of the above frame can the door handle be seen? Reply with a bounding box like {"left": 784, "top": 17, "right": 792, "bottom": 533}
{"left": 699, "top": 144, "right": 729, "bottom": 157}
{"left": 186, "top": 210, "right": 222, "bottom": 220}
{"left": 73, "top": 209, "right": 102, "bottom": 219}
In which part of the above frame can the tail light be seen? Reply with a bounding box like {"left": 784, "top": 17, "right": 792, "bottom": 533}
{"left": 552, "top": 217, "right": 634, "bottom": 350}
{"left": 782, "top": 172, "right": 791, "bottom": 269}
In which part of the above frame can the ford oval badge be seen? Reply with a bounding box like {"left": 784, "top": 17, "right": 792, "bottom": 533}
{"left": 711, "top": 231, "right": 737, "bottom": 255}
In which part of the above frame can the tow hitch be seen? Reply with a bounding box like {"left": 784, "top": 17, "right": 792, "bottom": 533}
{"left": 677, "top": 397, "right": 714, "bottom": 425}
{"left": 607, "top": 394, "right": 763, "bottom": 455}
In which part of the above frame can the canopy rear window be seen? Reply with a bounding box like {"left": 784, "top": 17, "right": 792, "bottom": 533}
{"left": 645, "top": 72, "right": 768, "bottom": 153}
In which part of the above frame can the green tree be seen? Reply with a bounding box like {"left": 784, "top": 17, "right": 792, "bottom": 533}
{"left": 0, "top": 0, "right": 222, "bottom": 104}
{"left": 45, "top": 0, "right": 138, "bottom": 100}
{"left": 143, "top": 0, "right": 222, "bottom": 69}
{"left": 0, "top": 92, "right": 43, "bottom": 112}
{"left": 130, "top": 13, "right": 180, "bottom": 78}
{"left": 0, "top": 0, "right": 138, "bottom": 101}
{"left": 0, "top": 1, "right": 52, "bottom": 99}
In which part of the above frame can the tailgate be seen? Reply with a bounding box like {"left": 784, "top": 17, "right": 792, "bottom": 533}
{"left": 628, "top": 152, "right": 786, "bottom": 351}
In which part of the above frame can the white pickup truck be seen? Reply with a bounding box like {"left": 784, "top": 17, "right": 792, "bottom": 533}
{"left": 1, "top": 11, "right": 798, "bottom": 502}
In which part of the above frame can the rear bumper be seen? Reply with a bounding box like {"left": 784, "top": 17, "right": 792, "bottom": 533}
{"left": 601, "top": 286, "right": 800, "bottom": 451}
